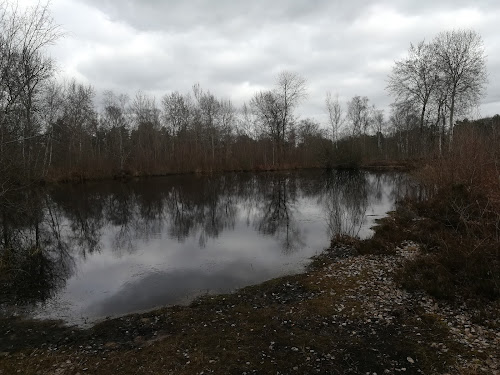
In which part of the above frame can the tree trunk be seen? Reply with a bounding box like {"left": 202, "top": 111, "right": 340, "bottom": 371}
{"left": 420, "top": 103, "right": 427, "bottom": 155}
{"left": 449, "top": 90, "right": 456, "bottom": 150}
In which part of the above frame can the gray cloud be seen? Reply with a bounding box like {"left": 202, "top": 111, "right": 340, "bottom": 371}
{"left": 45, "top": 0, "right": 500, "bottom": 122}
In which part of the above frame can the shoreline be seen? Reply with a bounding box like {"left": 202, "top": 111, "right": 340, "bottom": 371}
{"left": 1, "top": 207, "right": 498, "bottom": 374}
{"left": 13, "top": 161, "right": 414, "bottom": 187}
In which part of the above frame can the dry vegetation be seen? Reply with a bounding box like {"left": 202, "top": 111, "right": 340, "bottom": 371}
{"left": 402, "top": 128, "right": 499, "bottom": 302}
{"left": 353, "top": 126, "right": 499, "bottom": 305}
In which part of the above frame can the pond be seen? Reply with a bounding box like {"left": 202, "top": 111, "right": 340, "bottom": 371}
{"left": 0, "top": 170, "right": 415, "bottom": 326}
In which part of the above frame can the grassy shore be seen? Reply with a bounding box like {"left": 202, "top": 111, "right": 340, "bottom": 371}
{"left": 1, "top": 195, "right": 499, "bottom": 374}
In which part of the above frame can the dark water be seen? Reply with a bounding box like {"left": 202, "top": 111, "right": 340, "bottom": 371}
{"left": 0, "top": 170, "right": 415, "bottom": 325}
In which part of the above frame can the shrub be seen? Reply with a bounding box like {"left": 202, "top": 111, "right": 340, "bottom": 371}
{"left": 397, "top": 185, "right": 499, "bottom": 301}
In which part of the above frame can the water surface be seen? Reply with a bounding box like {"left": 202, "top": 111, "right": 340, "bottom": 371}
{"left": 0, "top": 170, "right": 414, "bottom": 325}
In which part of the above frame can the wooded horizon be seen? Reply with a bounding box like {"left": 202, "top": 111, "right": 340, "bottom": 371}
{"left": 1, "top": 2, "right": 497, "bottom": 191}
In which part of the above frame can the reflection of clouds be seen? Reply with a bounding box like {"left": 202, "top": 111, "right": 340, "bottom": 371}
{"left": 87, "top": 261, "right": 276, "bottom": 318}
{"left": 2, "top": 171, "right": 411, "bottom": 324}
{"left": 44, "top": 222, "right": 296, "bottom": 323}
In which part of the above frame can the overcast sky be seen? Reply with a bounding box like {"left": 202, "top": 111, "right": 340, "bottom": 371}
{"left": 22, "top": 0, "right": 500, "bottom": 122}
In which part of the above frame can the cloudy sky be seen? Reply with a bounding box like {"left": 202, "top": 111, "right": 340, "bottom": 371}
{"left": 22, "top": 0, "right": 500, "bottom": 122}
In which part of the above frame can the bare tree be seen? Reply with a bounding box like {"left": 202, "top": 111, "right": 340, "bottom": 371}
{"left": 251, "top": 71, "right": 306, "bottom": 165}
{"left": 433, "top": 30, "right": 487, "bottom": 143}
{"left": 193, "top": 84, "right": 222, "bottom": 165}
{"left": 59, "top": 80, "right": 97, "bottom": 169}
{"left": 429, "top": 76, "right": 450, "bottom": 155}
{"left": 161, "top": 91, "right": 191, "bottom": 140}
{"left": 130, "top": 91, "right": 161, "bottom": 171}
{"left": 325, "top": 92, "right": 343, "bottom": 148}
{"left": 161, "top": 90, "right": 192, "bottom": 163}
{"left": 372, "top": 108, "right": 385, "bottom": 153}
{"left": 346, "top": 95, "right": 370, "bottom": 137}
{"left": 130, "top": 91, "right": 160, "bottom": 129}
{"left": 387, "top": 41, "right": 440, "bottom": 135}
{"left": 216, "top": 98, "right": 236, "bottom": 159}
{"left": 101, "top": 91, "right": 130, "bottom": 170}
{"left": 40, "top": 79, "right": 64, "bottom": 174}
{"left": 390, "top": 101, "right": 419, "bottom": 157}
{"left": 251, "top": 91, "right": 280, "bottom": 149}
{"left": 237, "top": 102, "right": 257, "bottom": 139}
{"left": 0, "top": 0, "right": 62, "bottom": 181}
{"left": 275, "top": 71, "right": 307, "bottom": 141}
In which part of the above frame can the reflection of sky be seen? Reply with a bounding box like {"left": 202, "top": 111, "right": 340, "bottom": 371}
{"left": 33, "top": 172, "right": 403, "bottom": 326}
{"left": 359, "top": 177, "right": 395, "bottom": 238}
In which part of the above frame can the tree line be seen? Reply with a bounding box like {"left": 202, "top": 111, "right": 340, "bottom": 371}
{"left": 0, "top": 1, "right": 495, "bottom": 194}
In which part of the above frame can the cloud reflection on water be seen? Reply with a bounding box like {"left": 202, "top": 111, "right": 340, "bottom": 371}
{"left": 0, "top": 170, "right": 415, "bottom": 324}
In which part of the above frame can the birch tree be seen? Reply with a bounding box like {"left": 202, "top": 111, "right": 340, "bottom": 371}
{"left": 433, "top": 30, "right": 487, "bottom": 143}
{"left": 325, "top": 92, "right": 343, "bottom": 148}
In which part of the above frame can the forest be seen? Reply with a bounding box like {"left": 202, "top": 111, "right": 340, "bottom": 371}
{"left": 1, "top": 2, "right": 497, "bottom": 194}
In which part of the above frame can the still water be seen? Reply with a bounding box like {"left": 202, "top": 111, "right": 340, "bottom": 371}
{"left": 0, "top": 170, "right": 414, "bottom": 325}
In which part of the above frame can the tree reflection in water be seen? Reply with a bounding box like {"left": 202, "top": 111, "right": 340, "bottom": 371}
{"left": 0, "top": 190, "right": 74, "bottom": 305}
{"left": 321, "top": 171, "right": 416, "bottom": 238}
{"left": 0, "top": 171, "right": 413, "bottom": 312}
{"left": 322, "top": 170, "right": 370, "bottom": 238}
{"left": 254, "top": 173, "right": 304, "bottom": 253}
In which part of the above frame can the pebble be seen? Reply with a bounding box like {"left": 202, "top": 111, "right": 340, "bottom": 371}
{"left": 315, "top": 242, "right": 500, "bottom": 374}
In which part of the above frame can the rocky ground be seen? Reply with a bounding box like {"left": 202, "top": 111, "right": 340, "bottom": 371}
{"left": 0, "top": 237, "right": 498, "bottom": 374}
